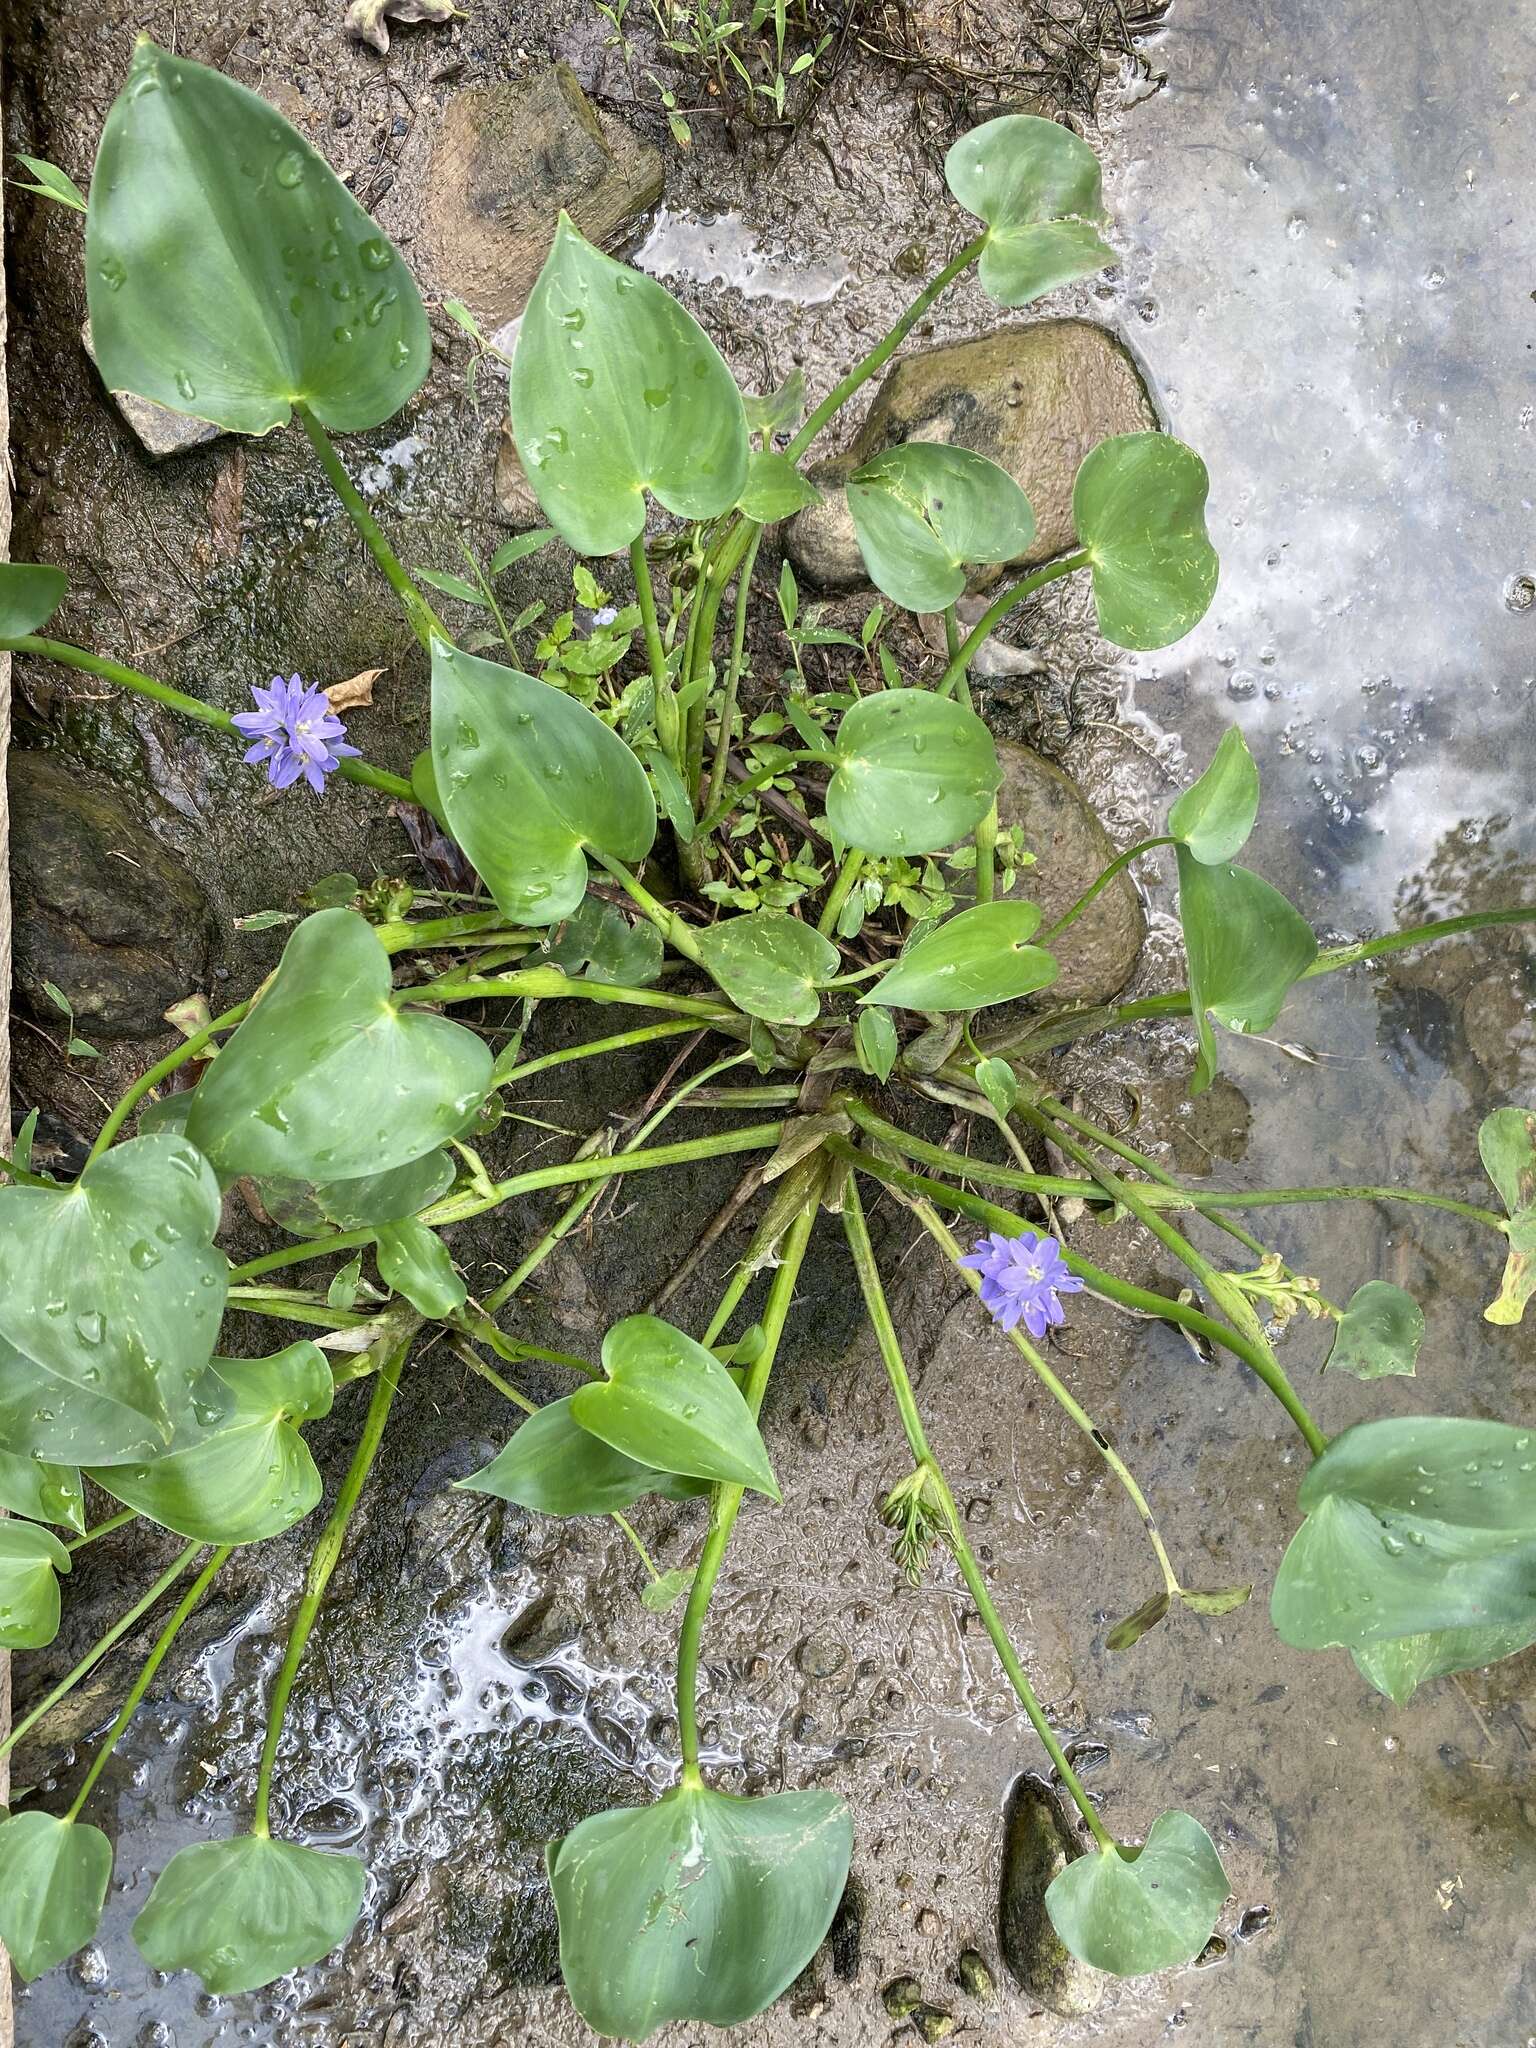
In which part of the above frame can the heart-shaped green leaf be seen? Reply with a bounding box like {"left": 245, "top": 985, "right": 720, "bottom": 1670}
{"left": 186, "top": 910, "right": 492, "bottom": 1182}
{"left": 431, "top": 642, "right": 656, "bottom": 927}
{"left": 374, "top": 1219, "right": 465, "bottom": 1318}
{"left": 847, "top": 444, "right": 1036, "bottom": 613}
{"left": 0, "top": 1520, "right": 72, "bottom": 1648}
{"left": 944, "top": 114, "right": 1115, "bottom": 307}
{"left": 739, "top": 449, "right": 821, "bottom": 523}
{"left": 0, "top": 1812, "right": 113, "bottom": 1981}
{"left": 258, "top": 1149, "right": 457, "bottom": 1238}
{"left": 826, "top": 689, "right": 1001, "bottom": 857}
{"left": 572, "top": 1314, "right": 779, "bottom": 1498}
{"left": 134, "top": 1835, "right": 364, "bottom": 1994}
{"left": 0, "top": 1450, "right": 86, "bottom": 1533}
{"left": 549, "top": 1781, "right": 852, "bottom": 2039}
{"left": 543, "top": 895, "right": 664, "bottom": 988}
{"left": 1353, "top": 1616, "right": 1536, "bottom": 1705}
{"left": 88, "top": 1342, "right": 332, "bottom": 1546}
{"left": 696, "top": 912, "right": 841, "bottom": 1026}
{"left": 1479, "top": 1107, "right": 1536, "bottom": 1325}
{"left": 1325, "top": 1281, "right": 1424, "bottom": 1380}
{"left": 1046, "top": 1810, "right": 1228, "bottom": 1975}
{"left": 856, "top": 1005, "right": 899, "bottom": 1083}
{"left": 1168, "top": 726, "right": 1259, "bottom": 865}
{"left": 86, "top": 42, "right": 428, "bottom": 436}
{"left": 510, "top": 215, "right": 749, "bottom": 554}
{"left": 1271, "top": 1415, "right": 1536, "bottom": 1651}
{"left": 973, "top": 1054, "right": 1021, "bottom": 1118}
{"left": 457, "top": 1395, "right": 704, "bottom": 1516}
{"left": 0, "top": 1133, "right": 226, "bottom": 1466}
{"left": 1177, "top": 850, "right": 1318, "bottom": 1094}
{"left": 1074, "top": 433, "right": 1219, "bottom": 651}
{"left": 864, "top": 901, "right": 1057, "bottom": 1012}
{"left": 0, "top": 561, "right": 67, "bottom": 637}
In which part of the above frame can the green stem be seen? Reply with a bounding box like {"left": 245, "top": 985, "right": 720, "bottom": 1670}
{"left": 497, "top": 1018, "right": 703, "bottom": 1086}
{"left": 1040, "top": 837, "right": 1175, "bottom": 945}
{"left": 88, "top": 1002, "right": 248, "bottom": 1164}
{"left": 785, "top": 234, "right": 988, "bottom": 462}
{"left": 612, "top": 1511, "right": 663, "bottom": 1583}
{"left": 632, "top": 534, "right": 683, "bottom": 776}
{"left": 906, "top": 1195, "right": 1180, "bottom": 1597}
{"left": 254, "top": 1332, "right": 409, "bottom": 1834}
{"left": 295, "top": 405, "right": 446, "bottom": 650}
{"left": 705, "top": 525, "right": 763, "bottom": 822}
{"left": 0, "top": 1543, "right": 200, "bottom": 1765}
{"left": 676, "top": 1199, "right": 815, "bottom": 1775}
{"left": 65, "top": 1506, "right": 139, "bottom": 1551}
{"left": 839, "top": 1178, "right": 1114, "bottom": 1850}
{"left": 66, "top": 1548, "right": 229, "bottom": 1821}
{"left": 816, "top": 848, "right": 864, "bottom": 937}
{"left": 2, "top": 637, "right": 414, "bottom": 802}
{"left": 1014, "top": 1100, "right": 1327, "bottom": 1456}
{"left": 427, "top": 1121, "right": 787, "bottom": 1226}
{"left": 375, "top": 911, "right": 524, "bottom": 955}
{"left": 936, "top": 552, "right": 1090, "bottom": 696}
{"left": 685, "top": 527, "right": 760, "bottom": 802}
{"left": 591, "top": 855, "right": 708, "bottom": 966}
{"left": 228, "top": 1231, "right": 377, "bottom": 1286}
{"left": 693, "top": 753, "right": 821, "bottom": 839}
{"left": 420, "top": 966, "right": 728, "bottom": 1017}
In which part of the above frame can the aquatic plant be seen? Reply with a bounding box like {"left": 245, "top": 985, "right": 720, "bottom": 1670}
{"left": 1, "top": 43, "right": 1534, "bottom": 2033}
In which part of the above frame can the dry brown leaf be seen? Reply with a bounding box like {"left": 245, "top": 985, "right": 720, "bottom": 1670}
{"left": 326, "top": 667, "right": 385, "bottom": 712}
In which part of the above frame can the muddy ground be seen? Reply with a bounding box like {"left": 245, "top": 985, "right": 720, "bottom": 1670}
{"left": 4, "top": 1, "right": 1535, "bottom": 2045}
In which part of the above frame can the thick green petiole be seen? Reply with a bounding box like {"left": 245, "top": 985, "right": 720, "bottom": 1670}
{"left": 88, "top": 1000, "right": 249, "bottom": 1163}
{"left": 294, "top": 404, "right": 447, "bottom": 650}
{"left": 936, "top": 551, "right": 1091, "bottom": 696}
{"left": 839, "top": 1178, "right": 1115, "bottom": 1851}
{"left": 1040, "top": 837, "right": 1175, "bottom": 945}
{"left": 631, "top": 533, "right": 683, "bottom": 775}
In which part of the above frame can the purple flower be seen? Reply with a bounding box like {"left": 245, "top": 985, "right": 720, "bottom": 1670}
{"left": 232, "top": 674, "right": 362, "bottom": 794}
{"left": 958, "top": 1228, "right": 1084, "bottom": 1339}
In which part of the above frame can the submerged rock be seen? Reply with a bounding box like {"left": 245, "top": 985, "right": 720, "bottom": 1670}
{"left": 423, "top": 62, "right": 663, "bottom": 330}
{"left": 992, "top": 740, "right": 1145, "bottom": 1004}
{"left": 997, "top": 1773, "right": 1105, "bottom": 2018}
{"left": 9, "top": 750, "right": 216, "bottom": 1037}
{"left": 786, "top": 321, "right": 1158, "bottom": 592}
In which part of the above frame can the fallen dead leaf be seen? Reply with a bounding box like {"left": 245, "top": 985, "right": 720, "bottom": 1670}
{"left": 344, "top": 0, "right": 456, "bottom": 56}
{"left": 327, "top": 667, "right": 385, "bottom": 713}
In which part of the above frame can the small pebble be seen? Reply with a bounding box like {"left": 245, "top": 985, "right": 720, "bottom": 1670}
{"left": 956, "top": 1949, "right": 996, "bottom": 2004}
{"left": 916, "top": 1907, "right": 942, "bottom": 1937}
{"left": 882, "top": 1975, "right": 923, "bottom": 2020}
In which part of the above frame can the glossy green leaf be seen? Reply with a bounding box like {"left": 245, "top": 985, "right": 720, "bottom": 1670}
{"left": 1479, "top": 1107, "right": 1536, "bottom": 1325}
{"left": 696, "top": 912, "right": 841, "bottom": 1026}
{"left": 457, "top": 1396, "right": 702, "bottom": 1516}
{"left": 847, "top": 443, "right": 1035, "bottom": 613}
{"left": 549, "top": 1781, "right": 852, "bottom": 2039}
{"left": 856, "top": 1005, "right": 899, "bottom": 1083}
{"left": 826, "top": 689, "right": 1001, "bottom": 857}
{"left": 186, "top": 910, "right": 492, "bottom": 1182}
{"left": 0, "top": 561, "right": 67, "bottom": 638}
{"left": 0, "top": 1450, "right": 85, "bottom": 1533}
{"left": 375, "top": 1219, "right": 465, "bottom": 1318}
{"left": 1180, "top": 1582, "right": 1252, "bottom": 1617}
{"left": 0, "top": 1520, "right": 72, "bottom": 1648}
{"left": 1325, "top": 1281, "right": 1424, "bottom": 1380}
{"left": 543, "top": 894, "right": 664, "bottom": 988}
{"left": 1074, "top": 433, "right": 1219, "bottom": 651}
{"left": 1177, "top": 850, "right": 1319, "bottom": 1095}
{"left": 739, "top": 449, "right": 821, "bottom": 523}
{"left": 973, "top": 1054, "right": 1020, "bottom": 1118}
{"left": 1271, "top": 1415, "right": 1536, "bottom": 1651}
{"left": 258, "top": 1149, "right": 457, "bottom": 1237}
{"left": 1353, "top": 1616, "right": 1536, "bottom": 1706}
{"left": 0, "top": 1133, "right": 226, "bottom": 1466}
{"left": 572, "top": 1314, "right": 779, "bottom": 1498}
{"left": 944, "top": 113, "right": 1115, "bottom": 307}
{"left": 1046, "top": 1811, "right": 1228, "bottom": 1975}
{"left": 89, "top": 1342, "right": 332, "bottom": 1546}
{"left": 1168, "top": 726, "right": 1259, "bottom": 865}
{"left": 431, "top": 642, "right": 656, "bottom": 927}
{"left": 134, "top": 1835, "right": 364, "bottom": 1994}
{"left": 640, "top": 1564, "right": 696, "bottom": 1612}
{"left": 510, "top": 215, "right": 749, "bottom": 554}
{"left": 0, "top": 1812, "right": 112, "bottom": 1981}
{"left": 865, "top": 901, "right": 1057, "bottom": 1013}
{"left": 86, "top": 42, "right": 428, "bottom": 436}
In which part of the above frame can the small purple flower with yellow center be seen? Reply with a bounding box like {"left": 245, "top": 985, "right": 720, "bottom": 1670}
{"left": 232, "top": 674, "right": 362, "bottom": 794}
{"left": 959, "top": 1228, "right": 1084, "bottom": 1339}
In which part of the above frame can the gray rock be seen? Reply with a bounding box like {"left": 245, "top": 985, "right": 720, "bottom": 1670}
{"left": 9, "top": 750, "right": 216, "bottom": 1037}
{"left": 991, "top": 740, "right": 1144, "bottom": 1004}
{"left": 786, "top": 321, "right": 1157, "bottom": 593}
{"left": 81, "top": 319, "right": 222, "bottom": 460}
{"left": 997, "top": 1773, "right": 1105, "bottom": 2018}
{"left": 423, "top": 62, "right": 663, "bottom": 331}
